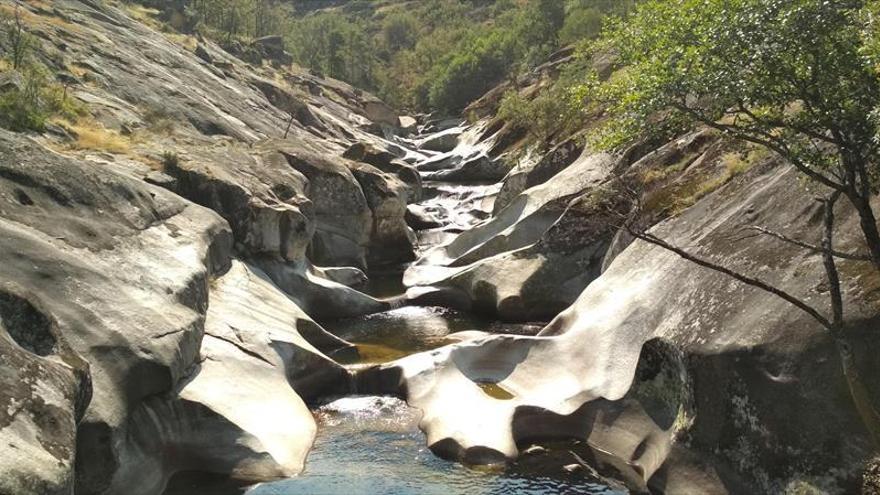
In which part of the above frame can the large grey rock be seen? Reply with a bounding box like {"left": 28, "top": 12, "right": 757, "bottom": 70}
{"left": 416, "top": 127, "right": 464, "bottom": 153}
{"left": 348, "top": 161, "right": 417, "bottom": 265}
{"left": 104, "top": 261, "right": 353, "bottom": 494}
{"left": 0, "top": 291, "right": 90, "bottom": 495}
{"left": 495, "top": 138, "right": 584, "bottom": 213}
{"left": 0, "top": 130, "right": 232, "bottom": 495}
{"left": 363, "top": 162, "right": 880, "bottom": 493}
{"left": 274, "top": 142, "right": 373, "bottom": 269}
{"left": 163, "top": 144, "right": 314, "bottom": 262}
{"left": 405, "top": 150, "right": 620, "bottom": 321}
{"left": 343, "top": 142, "right": 422, "bottom": 201}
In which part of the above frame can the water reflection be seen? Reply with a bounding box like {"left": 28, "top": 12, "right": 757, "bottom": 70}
{"left": 324, "top": 306, "right": 541, "bottom": 365}
{"left": 246, "top": 396, "right": 625, "bottom": 495}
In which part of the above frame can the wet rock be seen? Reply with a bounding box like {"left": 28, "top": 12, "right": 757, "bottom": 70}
{"left": 257, "top": 259, "right": 393, "bottom": 320}
{"left": 417, "top": 127, "right": 464, "bottom": 153}
{"left": 317, "top": 266, "right": 369, "bottom": 288}
{"left": 368, "top": 161, "right": 880, "bottom": 493}
{"left": 424, "top": 152, "right": 509, "bottom": 183}
{"left": 406, "top": 205, "right": 444, "bottom": 230}
{"left": 405, "top": 150, "right": 620, "bottom": 321}
{"left": 343, "top": 142, "right": 422, "bottom": 201}
{"left": 522, "top": 445, "right": 547, "bottom": 456}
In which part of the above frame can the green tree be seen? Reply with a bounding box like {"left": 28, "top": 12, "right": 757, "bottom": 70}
{"left": 559, "top": 6, "right": 604, "bottom": 43}
{"left": 586, "top": 0, "right": 880, "bottom": 445}
{"left": 588, "top": 0, "right": 880, "bottom": 270}
{"left": 286, "top": 12, "right": 376, "bottom": 90}
{"left": 381, "top": 12, "right": 418, "bottom": 52}
{"left": 2, "top": 4, "right": 36, "bottom": 69}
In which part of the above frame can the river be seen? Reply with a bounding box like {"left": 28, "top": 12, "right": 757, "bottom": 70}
{"left": 164, "top": 140, "right": 625, "bottom": 494}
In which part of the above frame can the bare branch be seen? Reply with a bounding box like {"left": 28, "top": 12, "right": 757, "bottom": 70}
{"left": 745, "top": 226, "right": 872, "bottom": 262}
{"left": 627, "top": 227, "right": 833, "bottom": 330}
{"left": 670, "top": 102, "right": 845, "bottom": 192}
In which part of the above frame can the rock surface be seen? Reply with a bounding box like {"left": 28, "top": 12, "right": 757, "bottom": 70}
{"left": 2, "top": 1, "right": 879, "bottom": 494}
{"left": 364, "top": 162, "right": 880, "bottom": 493}
{"left": 0, "top": 129, "right": 231, "bottom": 494}
{"left": 405, "top": 149, "right": 621, "bottom": 321}
{"left": 0, "top": 1, "right": 421, "bottom": 492}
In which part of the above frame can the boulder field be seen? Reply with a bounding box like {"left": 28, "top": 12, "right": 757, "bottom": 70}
{"left": 0, "top": 1, "right": 878, "bottom": 494}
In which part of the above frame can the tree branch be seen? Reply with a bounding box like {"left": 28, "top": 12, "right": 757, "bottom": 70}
{"left": 627, "top": 227, "right": 833, "bottom": 330}
{"left": 744, "top": 226, "right": 872, "bottom": 262}
{"left": 821, "top": 191, "right": 844, "bottom": 329}
{"left": 671, "top": 102, "right": 846, "bottom": 191}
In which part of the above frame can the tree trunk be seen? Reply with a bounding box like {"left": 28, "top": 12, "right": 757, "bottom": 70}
{"left": 837, "top": 340, "right": 880, "bottom": 448}
{"left": 851, "top": 194, "right": 880, "bottom": 272}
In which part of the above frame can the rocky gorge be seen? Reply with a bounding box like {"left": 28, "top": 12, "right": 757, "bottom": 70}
{"left": 0, "top": 1, "right": 879, "bottom": 495}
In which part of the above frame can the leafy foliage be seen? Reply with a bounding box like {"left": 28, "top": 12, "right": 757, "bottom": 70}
{"left": 1, "top": 4, "right": 35, "bottom": 70}
{"left": 0, "top": 64, "right": 82, "bottom": 132}
{"left": 497, "top": 61, "right": 595, "bottom": 145}
{"left": 0, "top": 7, "right": 82, "bottom": 132}
{"left": 186, "top": 0, "right": 289, "bottom": 42}
{"left": 583, "top": 0, "right": 880, "bottom": 266}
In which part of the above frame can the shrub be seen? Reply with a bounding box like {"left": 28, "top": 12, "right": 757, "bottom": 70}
{"left": 0, "top": 65, "right": 81, "bottom": 132}
{"left": 559, "top": 7, "right": 604, "bottom": 44}
{"left": 1, "top": 4, "right": 37, "bottom": 70}
{"left": 161, "top": 150, "right": 179, "bottom": 168}
{"left": 381, "top": 12, "right": 419, "bottom": 52}
{"left": 498, "top": 86, "right": 583, "bottom": 144}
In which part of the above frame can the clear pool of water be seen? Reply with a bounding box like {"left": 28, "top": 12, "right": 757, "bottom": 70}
{"left": 245, "top": 396, "right": 625, "bottom": 495}
{"left": 239, "top": 309, "right": 624, "bottom": 495}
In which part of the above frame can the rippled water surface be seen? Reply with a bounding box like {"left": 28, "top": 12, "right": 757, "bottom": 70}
{"left": 239, "top": 308, "right": 624, "bottom": 495}
{"left": 246, "top": 396, "right": 624, "bottom": 495}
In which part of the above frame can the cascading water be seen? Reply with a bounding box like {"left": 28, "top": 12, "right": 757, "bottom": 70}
{"left": 183, "top": 128, "right": 625, "bottom": 495}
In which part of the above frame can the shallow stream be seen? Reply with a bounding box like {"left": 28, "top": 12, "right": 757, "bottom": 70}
{"left": 245, "top": 306, "right": 623, "bottom": 495}
{"left": 167, "top": 180, "right": 625, "bottom": 494}
{"left": 243, "top": 180, "right": 622, "bottom": 494}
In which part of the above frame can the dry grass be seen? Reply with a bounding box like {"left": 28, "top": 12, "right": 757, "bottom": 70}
{"left": 644, "top": 144, "right": 767, "bottom": 215}
{"left": 165, "top": 32, "right": 198, "bottom": 51}
{"left": 68, "top": 121, "right": 131, "bottom": 154}
{"left": 640, "top": 153, "right": 695, "bottom": 185}
{"left": 0, "top": 4, "right": 82, "bottom": 33}
{"left": 122, "top": 3, "right": 163, "bottom": 30}
{"left": 120, "top": 2, "right": 196, "bottom": 50}
{"left": 68, "top": 63, "right": 89, "bottom": 79}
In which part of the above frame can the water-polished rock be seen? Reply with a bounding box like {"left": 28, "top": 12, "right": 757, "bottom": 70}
{"left": 364, "top": 162, "right": 880, "bottom": 493}
{"left": 0, "top": 130, "right": 231, "bottom": 495}
{"left": 405, "top": 149, "right": 620, "bottom": 321}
